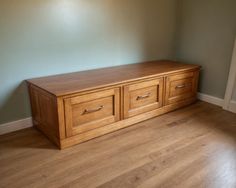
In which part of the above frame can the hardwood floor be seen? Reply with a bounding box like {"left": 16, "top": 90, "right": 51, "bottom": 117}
{"left": 1, "top": 101, "right": 236, "bottom": 188}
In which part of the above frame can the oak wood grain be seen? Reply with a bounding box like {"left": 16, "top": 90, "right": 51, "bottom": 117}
{"left": 60, "top": 97, "right": 197, "bottom": 149}
{"left": 27, "top": 60, "right": 200, "bottom": 97}
{"left": 1, "top": 102, "right": 236, "bottom": 188}
{"left": 165, "top": 71, "right": 198, "bottom": 105}
{"left": 64, "top": 88, "right": 120, "bottom": 137}
{"left": 27, "top": 60, "right": 200, "bottom": 149}
{"left": 124, "top": 78, "right": 164, "bottom": 118}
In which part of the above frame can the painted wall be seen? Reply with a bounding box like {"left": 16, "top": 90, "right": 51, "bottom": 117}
{"left": 232, "top": 79, "right": 236, "bottom": 101}
{"left": 0, "top": 0, "right": 178, "bottom": 124}
{"left": 176, "top": 0, "right": 236, "bottom": 99}
{"left": 232, "top": 40, "right": 236, "bottom": 102}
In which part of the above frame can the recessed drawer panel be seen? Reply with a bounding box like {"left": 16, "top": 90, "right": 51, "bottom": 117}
{"left": 64, "top": 88, "right": 120, "bottom": 137}
{"left": 170, "top": 78, "right": 193, "bottom": 97}
{"left": 124, "top": 78, "right": 164, "bottom": 118}
{"left": 165, "top": 71, "right": 199, "bottom": 105}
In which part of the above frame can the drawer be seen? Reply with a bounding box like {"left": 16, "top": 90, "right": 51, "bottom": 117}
{"left": 165, "top": 71, "right": 199, "bottom": 105}
{"left": 124, "top": 78, "right": 164, "bottom": 118}
{"left": 64, "top": 88, "right": 120, "bottom": 137}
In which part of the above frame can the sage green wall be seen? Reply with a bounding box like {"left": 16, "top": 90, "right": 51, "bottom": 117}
{"left": 0, "top": 0, "right": 178, "bottom": 124}
{"left": 176, "top": 0, "right": 236, "bottom": 99}
{"left": 233, "top": 79, "right": 236, "bottom": 101}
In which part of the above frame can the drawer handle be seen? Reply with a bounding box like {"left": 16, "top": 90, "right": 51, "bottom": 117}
{"left": 83, "top": 105, "right": 104, "bottom": 115}
{"left": 176, "top": 84, "right": 186, "bottom": 89}
{"left": 136, "top": 93, "right": 151, "bottom": 100}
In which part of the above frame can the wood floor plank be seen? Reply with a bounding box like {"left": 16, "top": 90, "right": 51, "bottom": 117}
{"left": 0, "top": 101, "right": 236, "bottom": 188}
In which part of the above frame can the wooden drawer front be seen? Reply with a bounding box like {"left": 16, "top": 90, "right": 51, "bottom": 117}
{"left": 165, "top": 71, "right": 198, "bottom": 105}
{"left": 64, "top": 88, "right": 120, "bottom": 137}
{"left": 124, "top": 78, "right": 164, "bottom": 118}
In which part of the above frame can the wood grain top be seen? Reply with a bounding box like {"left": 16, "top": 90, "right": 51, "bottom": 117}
{"left": 27, "top": 60, "right": 200, "bottom": 97}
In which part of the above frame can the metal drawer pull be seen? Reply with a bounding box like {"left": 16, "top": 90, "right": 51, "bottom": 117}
{"left": 83, "top": 105, "right": 104, "bottom": 115}
{"left": 176, "top": 84, "right": 186, "bottom": 89}
{"left": 136, "top": 93, "right": 151, "bottom": 100}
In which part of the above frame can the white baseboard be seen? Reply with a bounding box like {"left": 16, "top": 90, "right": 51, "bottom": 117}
{"left": 228, "top": 100, "right": 236, "bottom": 113}
{"left": 197, "top": 92, "right": 224, "bottom": 107}
{"left": 0, "top": 93, "right": 231, "bottom": 136}
{"left": 0, "top": 117, "right": 33, "bottom": 135}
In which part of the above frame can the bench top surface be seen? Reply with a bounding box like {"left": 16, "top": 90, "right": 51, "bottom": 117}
{"left": 27, "top": 60, "right": 200, "bottom": 97}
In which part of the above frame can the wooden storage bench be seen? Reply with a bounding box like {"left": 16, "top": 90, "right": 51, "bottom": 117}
{"left": 27, "top": 60, "right": 200, "bottom": 149}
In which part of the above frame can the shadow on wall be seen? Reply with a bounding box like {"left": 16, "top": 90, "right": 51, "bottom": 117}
{"left": 0, "top": 82, "right": 31, "bottom": 124}
{"left": 0, "top": 0, "right": 177, "bottom": 124}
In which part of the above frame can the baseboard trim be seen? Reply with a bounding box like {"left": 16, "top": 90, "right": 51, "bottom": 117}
{"left": 0, "top": 93, "right": 230, "bottom": 136}
{"left": 197, "top": 92, "right": 224, "bottom": 107}
{"left": 228, "top": 100, "right": 236, "bottom": 113}
{"left": 0, "top": 117, "right": 33, "bottom": 135}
